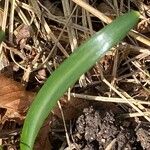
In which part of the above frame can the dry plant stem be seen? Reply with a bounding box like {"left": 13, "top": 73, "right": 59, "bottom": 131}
{"left": 120, "top": 0, "right": 124, "bottom": 13}
{"left": 121, "top": 89, "right": 147, "bottom": 113}
{"left": 121, "top": 111, "right": 150, "bottom": 118}
{"left": 105, "top": 138, "right": 117, "bottom": 150}
{"left": 2, "top": 43, "right": 25, "bottom": 60}
{"left": 0, "top": 0, "right": 9, "bottom": 55}
{"left": 15, "top": 0, "right": 35, "bottom": 25}
{"left": 105, "top": 0, "right": 115, "bottom": 10}
{"left": 128, "top": 0, "right": 131, "bottom": 11}
{"left": 110, "top": 49, "right": 118, "bottom": 96}
{"left": 33, "top": 5, "right": 78, "bottom": 71}
{"left": 118, "top": 70, "right": 140, "bottom": 81}
{"left": 78, "top": 3, "right": 87, "bottom": 87}
{"left": 28, "top": 0, "right": 69, "bottom": 58}
{"left": 86, "top": 10, "right": 94, "bottom": 35}
{"left": 57, "top": 102, "right": 71, "bottom": 148}
{"left": 61, "top": 0, "right": 78, "bottom": 51}
{"left": 16, "top": 0, "right": 32, "bottom": 12}
{"left": 124, "top": 43, "right": 150, "bottom": 54}
{"left": 37, "top": 1, "right": 91, "bottom": 33}
{"left": 23, "top": 66, "right": 31, "bottom": 82}
{"left": 70, "top": 93, "right": 150, "bottom": 105}
{"left": 17, "top": 0, "right": 88, "bottom": 33}
{"left": 9, "top": 0, "right": 16, "bottom": 71}
{"left": 72, "top": 0, "right": 150, "bottom": 46}
{"left": 21, "top": 0, "right": 68, "bottom": 56}
{"left": 131, "top": 60, "right": 150, "bottom": 79}
{"left": 100, "top": 71, "right": 150, "bottom": 122}
{"left": 72, "top": 0, "right": 112, "bottom": 24}
{"left": 76, "top": 4, "right": 89, "bottom": 87}
{"left": 129, "top": 30, "right": 150, "bottom": 46}
{"left": 14, "top": 2, "right": 30, "bottom": 25}
{"left": 79, "top": 0, "right": 94, "bottom": 87}
{"left": 119, "top": 79, "right": 150, "bottom": 85}
{"left": 123, "top": 53, "right": 150, "bottom": 65}
{"left": 28, "top": 0, "right": 42, "bottom": 19}
{"left": 1, "top": 0, "right": 9, "bottom": 31}
{"left": 42, "top": 19, "right": 69, "bottom": 57}
{"left": 61, "top": 0, "right": 78, "bottom": 96}
{"left": 9, "top": 0, "right": 29, "bottom": 72}
{"left": 82, "top": 3, "right": 88, "bottom": 33}
{"left": 9, "top": 0, "right": 15, "bottom": 42}
{"left": 113, "top": 0, "right": 119, "bottom": 15}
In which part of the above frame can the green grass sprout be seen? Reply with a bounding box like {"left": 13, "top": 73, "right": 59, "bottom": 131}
{"left": 20, "top": 11, "right": 140, "bottom": 150}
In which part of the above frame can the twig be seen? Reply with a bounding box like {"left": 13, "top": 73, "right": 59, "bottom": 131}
{"left": 69, "top": 93, "right": 150, "bottom": 105}
{"left": 72, "top": 0, "right": 111, "bottom": 24}
{"left": 100, "top": 70, "right": 150, "bottom": 122}
{"left": 57, "top": 101, "right": 71, "bottom": 148}
{"left": 72, "top": 0, "right": 150, "bottom": 46}
{"left": 9, "top": 0, "right": 15, "bottom": 42}
{"left": 105, "top": 138, "right": 117, "bottom": 150}
{"left": 61, "top": 0, "right": 78, "bottom": 51}
{"left": 120, "top": 111, "right": 150, "bottom": 118}
{"left": 32, "top": 5, "right": 78, "bottom": 71}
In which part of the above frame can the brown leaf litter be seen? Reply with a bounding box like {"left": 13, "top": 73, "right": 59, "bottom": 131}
{"left": 0, "top": 74, "right": 34, "bottom": 120}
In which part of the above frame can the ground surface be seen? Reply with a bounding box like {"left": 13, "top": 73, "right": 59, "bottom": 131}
{"left": 0, "top": 0, "right": 150, "bottom": 149}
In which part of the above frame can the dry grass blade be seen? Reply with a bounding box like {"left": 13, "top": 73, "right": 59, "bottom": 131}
{"left": 9, "top": 0, "right": 15, "bottom": 43}
{"left": 72, "top": 0, "right": 112, "bottom": 23}
{"left": 33, "top": 5, "right": 78, "bottom": 71}
{"left": 14, "top": 1, "right": 30, "bottom": 25}
{"left": 72, "top": 0, "right": 150, "bottom": 46}
{"left": 121, "top": 111, "right": 150, "bottom": 118}
{"left": 131, "top": 60, "right": 150, "bottom": 79}
{"left": 1, "top": 0, "right": 9, "bottom": 31}
{"left": 100, "top": 71, "right": 150, "bottom": 122}
{"left": 41, "top": 19, "right": 69, "bottom": 57}
{"left": 61, "top": 0, "right": 77, "bottom": 51}
{"left": 28, "top": 0, "right": 69, "bottom": 58}
{"left": 105, "top": 138, "right": 117, "bottom": 150}
{"left": 0, "top": 0, "right": 9, "bottom": 55}
{"left": 57, "top": 101, "right": 71, "bottom": 148}
{"left": 70, "top": 93, "right": 150, "bottom": 105}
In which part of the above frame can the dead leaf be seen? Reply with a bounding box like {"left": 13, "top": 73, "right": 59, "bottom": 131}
{"left": 0, "top": 74, "right": 34, "bottom": 119}
{"left": 0, "top": 74, "right": 52, "bottom": 149}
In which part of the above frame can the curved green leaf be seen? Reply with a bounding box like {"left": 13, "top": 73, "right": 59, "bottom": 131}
{"left": 20, "top": 11, "right": 140, "bottom": 150}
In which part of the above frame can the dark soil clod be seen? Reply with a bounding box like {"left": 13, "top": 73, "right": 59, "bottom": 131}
{"left": 72, "top": 106, "right": 145, "bottom": 150}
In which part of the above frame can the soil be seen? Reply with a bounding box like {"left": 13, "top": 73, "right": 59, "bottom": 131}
{"left": 0, "top": 0, "right": 150, "bottom": 149}
{"left": 51, "top": 105, "right": 150, "bottom": 150}
{"left": 73, "top": 106, "right": 139, "bottom": 150}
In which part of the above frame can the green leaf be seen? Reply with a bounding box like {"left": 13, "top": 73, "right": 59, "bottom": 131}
{"left": 20, "top": 11, "right": 140, "bottom": 150}
{"left": 0, "top": 30, "right": 5, "bottom": 43}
